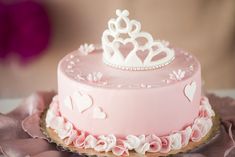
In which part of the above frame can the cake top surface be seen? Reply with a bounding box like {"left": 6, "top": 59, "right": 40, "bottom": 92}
{"left": 59, "top": 9, "right": 200, "bottom": 89}
{"left": 59, "top": 48, "right": 199, "bottom": 89}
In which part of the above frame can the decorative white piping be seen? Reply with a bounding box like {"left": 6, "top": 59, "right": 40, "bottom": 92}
{"left": 169, "top": 69, "right": 185, "bottom": 81}
{"left": 102, "top": 9, "right": 175, "bottom": 71}
{"left": 86, "top": 72, "right": 103, "bottom": 82}
{"left": 78, "top": 43, "right": 95, "bottom": 55}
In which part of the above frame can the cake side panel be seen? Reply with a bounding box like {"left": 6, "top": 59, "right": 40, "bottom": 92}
{"left": 57, "top": 61, "right": 201, "bottom": 137}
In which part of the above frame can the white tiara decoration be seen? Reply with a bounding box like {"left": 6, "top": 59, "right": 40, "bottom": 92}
{"left": 102, "top": 9, "right": 175, "bottom": 71}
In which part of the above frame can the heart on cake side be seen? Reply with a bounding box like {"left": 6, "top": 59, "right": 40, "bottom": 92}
{"left": 184, "top": 81, "right": 196, "bottom": 102}
{"left": 72, "top": 92, "right": 93, "bottom": 113}
{"left": 93, "top": 107, "right": 106, "bottom": 119}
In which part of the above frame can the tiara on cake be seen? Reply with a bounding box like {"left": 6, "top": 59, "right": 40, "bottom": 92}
{"left": 102, "top": 9, "right": 175, "bottom": 70}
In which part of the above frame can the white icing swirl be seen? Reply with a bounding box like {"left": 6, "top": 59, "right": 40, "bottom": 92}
{"left": 191, "top": 124, "right": 202, "bottom": 142}
{"left": 73, "top": 132, "right": 86, "bottom": 148}
{"left": 181, "top": 126, "right": 192, "bottom": 147}
{"left": 112, "top": 140, "right": 129, "bottom": 156}
{"left": 84, "top": 135, "right": 97, "bottom": 149}
{"left": 169, "top": 133, "right": 182, "bottom": 150}
{"left": 57, "top": 121, "right": 73, "bottom": 139}
{"left": 124, "top": 135, "right": 141, "bottom": 150}
{"left": 199, "top": 97, "right": 215, "bottom": 118}
{"left": 194, "top": 117, "right": 213, "bottom": 137}
{"left": 95, "top": 134, "right": 116, "bottom": 152}
{"left": 45, "top": 109, "right": 56, "bottom": 127}
{"left": 135, "top": 143, "right": 150, "bottom": 154}
{"left": 134, "top": 135, "right": 150, "bottom": 154}
{"left": 49, "top": 117, "right": 64, "bottom": 131}
{"left": 160, "top": 136, "right": 172, "bottom": 153}
{"left": 64, "top": 129, "right": 77, "bottom": 145}
{"left": 146, "top": 134, "right": 162, "bottom": 152}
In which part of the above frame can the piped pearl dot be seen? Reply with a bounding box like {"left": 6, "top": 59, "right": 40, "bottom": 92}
{"left": 189, "top": 65, "right": 194, "bottom": 71}
{"left": 140, "top": 84, "right": 146, "bottom": 88}
{"left": 102, "top": 81, "right": 108, "bottom": 85}
{"left": 147, "top": 85, "right": 152, "bottom": 88}
{"left": 70, "top": 61, "right": 75, "bottom": 65}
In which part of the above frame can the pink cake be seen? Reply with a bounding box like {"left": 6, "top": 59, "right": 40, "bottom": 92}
{"left": 46, "top": 9, "right": 215, "bottom": 156}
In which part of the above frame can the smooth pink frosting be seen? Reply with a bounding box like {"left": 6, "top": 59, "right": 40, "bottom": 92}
{"left": 57, "top": 48, "right": 201, "bottom": 137}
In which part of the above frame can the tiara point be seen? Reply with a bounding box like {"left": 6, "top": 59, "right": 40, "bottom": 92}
{"left": 116, "top": 9, "right": 129, "bottom": 16}
{"left": 102, "top": 9, "right": 175, "bottom": 71}
{"left": 116, "top": 9, "right": 121, "bottom": 15}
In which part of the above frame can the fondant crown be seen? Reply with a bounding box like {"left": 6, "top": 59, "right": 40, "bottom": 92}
{"left": 102, "top": 9, "right": 175, "bottom": 70}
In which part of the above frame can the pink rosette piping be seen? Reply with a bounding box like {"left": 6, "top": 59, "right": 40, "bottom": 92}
{"left": 160, "top": 136, "right": 172, "bottom": 153}
{"left": 112, "top": 140, "right": 129, "bottom": 156}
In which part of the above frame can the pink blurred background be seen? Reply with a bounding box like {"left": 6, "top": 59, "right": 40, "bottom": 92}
{"left": 0, "top": 0, "right": 235, "bottom": 98}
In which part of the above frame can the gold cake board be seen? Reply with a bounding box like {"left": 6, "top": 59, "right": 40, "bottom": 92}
{"left": 40, "top": 108, "right": 220, "bottom": 157}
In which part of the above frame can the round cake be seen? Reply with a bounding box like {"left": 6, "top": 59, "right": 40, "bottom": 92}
{"left": 45, "top": 9, "right": 215, "bottom": 156}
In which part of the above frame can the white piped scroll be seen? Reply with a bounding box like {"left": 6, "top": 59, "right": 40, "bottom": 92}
{"left": 102, "top": 9, "right": 175, "bottom": 70}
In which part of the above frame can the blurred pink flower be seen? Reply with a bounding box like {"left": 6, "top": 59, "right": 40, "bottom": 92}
{"left": 0, "top": 1, "right": 51, "bottom": 64}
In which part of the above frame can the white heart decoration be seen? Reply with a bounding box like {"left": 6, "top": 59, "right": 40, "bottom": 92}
{"left": 72, "top": 92, "right": 93, "bottom": 113}
{"left": 93, "top": 107, "right": 106, "bottom": 119}
{"left": 184, "top": 81, "right": 197, "bottom": 102}
{"left": 64, "top": 96, "right": 73, "bottom": 110}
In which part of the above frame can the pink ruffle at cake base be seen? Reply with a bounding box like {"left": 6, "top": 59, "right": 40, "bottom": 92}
{"left": 45, "top": 96, "right": 215, "bottom": 156}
